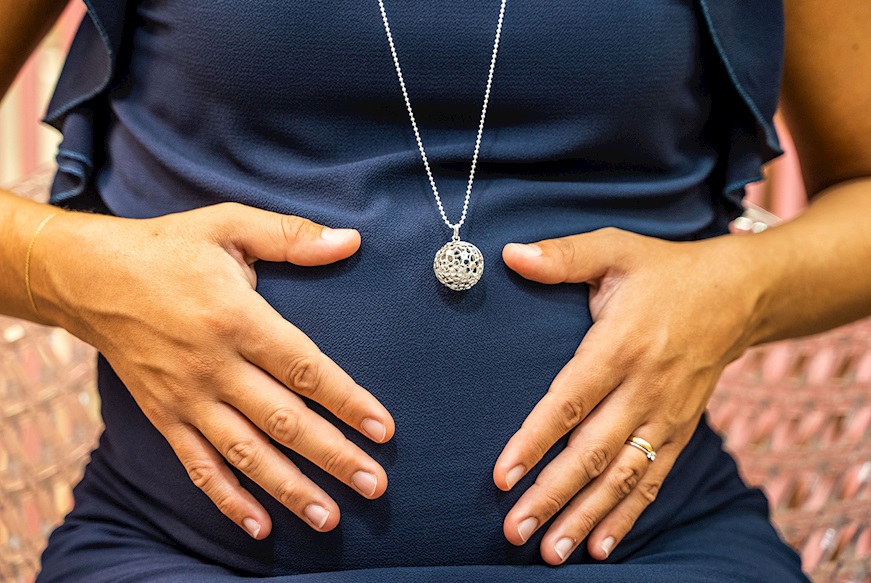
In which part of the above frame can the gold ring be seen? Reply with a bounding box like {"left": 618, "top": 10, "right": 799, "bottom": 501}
{"left": 625, "top": 435, "right": 656, "bottom": 462}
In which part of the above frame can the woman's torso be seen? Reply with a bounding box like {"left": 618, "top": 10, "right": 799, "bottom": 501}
{"left": 49, "top": 0, "right": 782, "bottom": 576}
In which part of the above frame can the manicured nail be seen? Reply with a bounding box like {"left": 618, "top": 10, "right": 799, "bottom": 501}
{"left": 352, "top": 471, "right": 378, "bottom": 497}
{"left": 506, "top": 464, "right": 525, "bottom": 489}
{"left": 601, "top": 536, "right": 616, "bottom": 558}
{"left": 508, "top": 243, "right": 542, "bottom": 258}
{"left": 304, "top": 504, "right": 330, "bottom": 529}
{"left": 242, "top": 517, "right": 261, "bottom": 539}
{"left": 554, "top": 536, "right": 575, "bottom": 561}
{"left": 321, "top": 226, "right": 357, "bottom": 243}
{"left": 518, "top": 517, "right": 539, "bottom": 542}
{"left": 362, "top": 418, "right": 387, "bottom": 442}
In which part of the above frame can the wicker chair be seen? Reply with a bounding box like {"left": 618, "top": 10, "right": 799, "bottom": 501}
{"left": 709, "top": 320, "right": 871, "bottom": 581}
{"left": 1, "top": 167, "right": 869, "bottom": 582}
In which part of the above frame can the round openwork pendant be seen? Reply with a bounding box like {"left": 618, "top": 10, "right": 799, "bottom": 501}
{"left": 433, "top": 239, "right": 484, "bottom": 291}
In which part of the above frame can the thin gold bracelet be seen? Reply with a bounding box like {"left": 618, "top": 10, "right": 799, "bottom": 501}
{"left": 25, "top": 209, "right": 67, "bottom": 317}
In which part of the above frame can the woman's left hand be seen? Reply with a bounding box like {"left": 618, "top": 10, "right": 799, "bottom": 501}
{"left": 493, "top": 226, "right": 763, "bottom": 564}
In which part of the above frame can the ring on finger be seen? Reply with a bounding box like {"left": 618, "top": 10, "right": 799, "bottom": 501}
{"left": 625, "top": 435, "right": 656, "bottom": 462}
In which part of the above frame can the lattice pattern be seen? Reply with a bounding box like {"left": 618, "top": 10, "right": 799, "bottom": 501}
{"left": 433, "top": 240, "right": 484, "bottom": 290}
{"left": 0, "top": 320, "right": 99, "bottom": 582}
{"left": 0, "top": 166, "right": 102, "bottom": 583}
{"left": 709, "top": 319, "right": 871, "bottom": 582}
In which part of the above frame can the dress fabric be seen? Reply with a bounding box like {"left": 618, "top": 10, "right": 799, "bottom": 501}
{"left": 37, "top": 0, "right": 807, "bottom": 581}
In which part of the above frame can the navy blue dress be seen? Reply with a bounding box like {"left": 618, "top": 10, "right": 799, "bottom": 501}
{"left": 37, "top": 1, "right": 809, "bottom": 581}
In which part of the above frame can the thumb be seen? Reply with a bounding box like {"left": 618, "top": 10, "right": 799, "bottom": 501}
{"left": 209, "top": 202, "right": 361, "bottom": 266}
{"left": 502, "top": 227, "right": 628, "bottom": 284}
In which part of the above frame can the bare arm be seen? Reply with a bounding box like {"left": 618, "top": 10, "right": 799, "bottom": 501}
{"left": 0, "top": 0, "right": 73, "bottom": 322}
{"left": 0, "top": 0, "right": 70, "bottom": 98}
{"left": 743, "top": 0, "right": 871, "bottom": 344}
{"left": 0, "top": 190, "right": 68, "bottom": 323}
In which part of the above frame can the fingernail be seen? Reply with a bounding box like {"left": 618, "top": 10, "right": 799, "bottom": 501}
{"left": 242, "top": 517, "right": 261, "bottom": 539}
{"left": 321, "top": 226, "right": 357, "bottom": 243}
{"left": 362, "top": 418, "right": 387, "bottom": 442}
{"left": 506, "top": 464, "right": 525, "bottom": 489}
{"left": 304, "top": 504, "right": 330, "bottom": 529}
{"left": 601, "top": 536, "right": 616, "bottom": 558}
{"left": 518, "top": 517, "right": 539, "bottom": 542}
{"left": 554, "top": 536, "right": 575, "bottom": 561}
{"left": 352, "top": 471, "right": 378, "bottom": 497}
{"left": 508, "top": 243, "right": 542, "bottom": 258}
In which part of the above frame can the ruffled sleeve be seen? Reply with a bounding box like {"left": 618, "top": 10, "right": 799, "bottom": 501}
{"left": 42, "top": 0, "right": 131, "bottom": 211}
{"left": 697, "top": 0, "right": 786, "bottom": 218}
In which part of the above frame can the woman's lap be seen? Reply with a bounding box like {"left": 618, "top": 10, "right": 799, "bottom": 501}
{"left": 37, "top": 503, "right": 809, "bottom": 583}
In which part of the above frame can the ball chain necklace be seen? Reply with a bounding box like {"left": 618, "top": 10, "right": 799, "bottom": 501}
{"left": 376, "top": 0, "right": 507, "bottom": 291}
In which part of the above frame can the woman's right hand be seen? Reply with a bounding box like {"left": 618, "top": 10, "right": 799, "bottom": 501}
{"left": 31, "top": 201, "right": 394, "bottom": 539}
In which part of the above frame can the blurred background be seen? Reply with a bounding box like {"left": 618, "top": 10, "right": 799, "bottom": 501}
{"left": 0, "top": 3, "right": 868, "bottom": 582}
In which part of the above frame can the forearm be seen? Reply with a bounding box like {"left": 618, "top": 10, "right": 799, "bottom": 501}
{"left": 0, "top": 189, "right": 70, "bottom": 325}
{"left": 734, "top": 176, "right": 871, "bottom": 346}
{"left": 0, "top": 0, "right": 70, "bottom": 99}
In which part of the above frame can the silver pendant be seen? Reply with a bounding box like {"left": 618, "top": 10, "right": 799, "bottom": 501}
{"left": 433, "top": 232, "right": 484, "bottom": 291}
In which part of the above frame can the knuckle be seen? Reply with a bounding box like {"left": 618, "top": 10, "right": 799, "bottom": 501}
{"left": 186, "top": 461, "right": 218, "bottom": 492}
{"left": 208, "top": 201, "right": 243, "bottom": 224}
{"left": 581, "top": 444, "right": 610, "bottom": 478}
{"left": 318, "top": 443, "right": 347, "bottom": 476}
{"left": 554, "top": 238, "right": 577, "bottom": 267}
{"left": 570, "top": 508, "right": 599, "bottom": 535}
{"left": 145, "top": 403, "right": 177, "bottom": 428}
{"left": 330, "top": 389, "right": 356, "bottom": 420}
{"left": 637, "top": 480, "right": 661, "bottom": 505}
{"left": 281, "top": 354, "right": 323, "bottom": 397}
{"left": 264, "top": 407, "right": 304, "bottom": 445}
{"left": 279, "top": 214, "right": 310, "bottom": 244}
{"left": 202, "top": 307, "right": 240, "bottom": 339}
{"left": 524, "top": 426, "right": 552, "bottom": 461}
{"left": 555, "top": 398, "right": 585, "bottom": 434}
{"left": 610, "top": 464, "right": 643, "bottom": 498}
{"left": 537, "top": 484, "right": 572, "bottom": 517}
{"left": 212, "top": 491, "right": 237, "bottom": 518}
{"left": 274, "top": 478, "right": 302, "bottom": 509}
{"left": 203, "top": 202, "right": 247, "bottom": 241}
{"left": 225, "top": 438, "right": 262, "bottom": 473}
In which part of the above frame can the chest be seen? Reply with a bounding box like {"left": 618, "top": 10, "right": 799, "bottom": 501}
{"left": 131, "top": 0, "right": 706, "bottom": 126}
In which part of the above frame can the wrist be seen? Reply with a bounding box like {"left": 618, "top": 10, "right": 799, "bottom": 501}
{"left": 27, "top": 209, "right": 115, "bottom": 332}
{"left": 703, "top": 231, "right": 785, "bottom": 356}
{"left": 24, "top": 209, "right": 68, "bottom": 323}
{"left": 0, "top": 193, "right": 78, "bottom": 326}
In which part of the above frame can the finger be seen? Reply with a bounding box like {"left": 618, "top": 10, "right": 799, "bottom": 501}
{"left": 207, "top": 202, "right": 361, "bottom": 266}
{"left": 539, "top": 428, "right": 666, "bottom": 565}
{"left": 494, "top": 324, "right": 621, "bottom": 491}
{"left": 197, "top": 403, "right": 341, "bottom": 532}
{"left": 502, "top": 227, "right": 634, "bottom": 285}
{"left": 586, "top": 441, "right": 680, "bottom": 562}
{"left": 236, "top": 294, "right": 395, "bottom": 444}
{"left": 226, "top": 363, "right": 388, "bottom": 499}
{"left": 501, "top": 390, "right": 646, "bottom": 546}
{"left": 162, "top": 421, "right": 273, "bottom": 539}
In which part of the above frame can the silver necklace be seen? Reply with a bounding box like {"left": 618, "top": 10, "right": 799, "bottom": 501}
{"left": 377, "top": 0, "right": 507, "bottom": 291}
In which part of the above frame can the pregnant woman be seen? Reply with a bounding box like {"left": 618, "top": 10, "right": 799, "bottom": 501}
{"left": 2, "top": 0, "right": 870, "bottom": 581}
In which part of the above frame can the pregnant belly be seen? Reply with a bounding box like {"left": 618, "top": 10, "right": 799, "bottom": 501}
{"left": 90, "top": 231, "right": 600, "bottom": 575}
{"left": 253, "top": 247, "right": 593, "bottom": 572}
